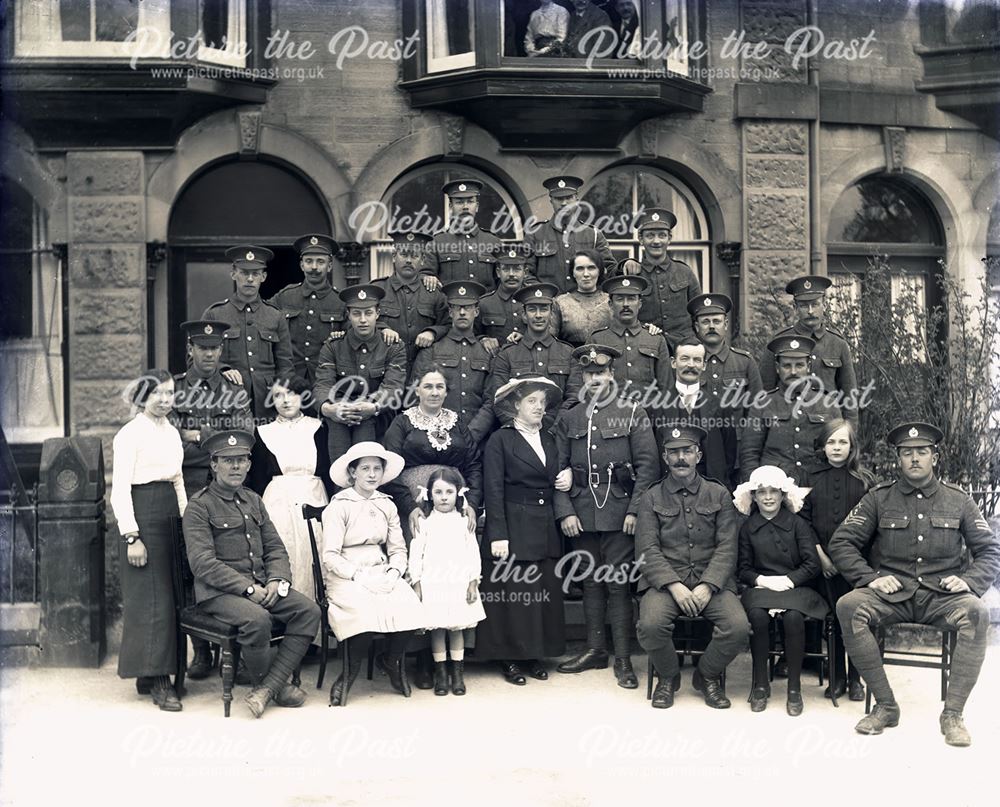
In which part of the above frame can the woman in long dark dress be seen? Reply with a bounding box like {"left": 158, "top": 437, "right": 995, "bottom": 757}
{"left": 109, "top": 369, "right": 187, "bottom": 711}
{"left": 476, "top": 376, "right": 566, "bottom": 685}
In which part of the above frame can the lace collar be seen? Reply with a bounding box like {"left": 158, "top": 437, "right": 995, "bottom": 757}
{"left": 404, "top": 406, "right": 458, "bottom": 452}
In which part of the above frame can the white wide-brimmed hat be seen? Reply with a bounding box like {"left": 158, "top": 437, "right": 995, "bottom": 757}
{"left": 493, "top": 375, "right": 562, "bottom": 407}
{"left": 733, "top": 465, "right": 811, "bottom": 515}
{"left": 329, "top": 441, "right": 405, "bottom": 488}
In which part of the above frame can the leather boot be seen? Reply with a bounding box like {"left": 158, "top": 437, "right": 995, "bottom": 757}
{"left": 450, "top": 660, "right": 466, "bottom": 696}
{"left": 413, "top": 648, "right": 434, "bottom": 690}
{"left": 380, "top": 653, "right": 412, "bottom": 697}
{"left": 329, "top": 653, "right": 363, "bottom": 706}
{"left": 247, "top": 635, "right": 311, "bottom": 718}
{"left": 274, "top": 683, "right": 307, "bottom": 708}
{"left": 651, "top": 673, "right": 681, "bottom": 709}
{"left": 187, "top": 641, "right": 214, "bottom": 680}
{"left": 749, "top": 684, "right": 770, "bottom": 713}
{"left": 150, "top": 676, "right": 182, "bottom": 712}
{"left": 433, "top": 661, "right": 449, "bottom": 696}
{"left": 940, "top": 710, "right": 972, "bottom": 747}
{"left": 557, "top": 648, "right": 610, "bottom": 674}
{"left": 854, "top": 702, "right": 900, "bottom": 735}
{"left": 613, "top": 657, "right": 638, "bottom": 689}
{"left": 692, "top": 667, "right": 731, "bottom": 709}
{"left": 786, "top": 689, "right": 803, "bottom": 717}
{"left": 848, "top": 679, "right": 865, "bottom": 702}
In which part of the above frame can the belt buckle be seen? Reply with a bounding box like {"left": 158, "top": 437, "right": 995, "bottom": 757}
{"left": 589, "top": 471, "right": 602, "bottom": 487}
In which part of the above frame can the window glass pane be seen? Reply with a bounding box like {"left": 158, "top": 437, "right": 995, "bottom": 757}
{"left": 387, "top": 169, "right": 518, "bottom": 237}
{"left": 59, "top": 0, "right": 91, "bottom": 41}
{"left": 829, "top": 177, "right": 942, "bottom": 244}
{"left": 95, "top": 0, "right": 139, "bottom": 42}
{"left": 0, "top": 178, "right": 35, "bottom": 340}
{"left": 202, "top": 0, "right": 230, "bottom": 50}
{"left": 428, "top": 0, "right": 475, "bottom": 60}
{"left": 581, "top": 172, "right": 633, "bottom": 227}
{"left": 636, "top": 171, "right": 702, "bottom": 240}
{"left": 665, "top": 0, "right": 689, "bottom": 74}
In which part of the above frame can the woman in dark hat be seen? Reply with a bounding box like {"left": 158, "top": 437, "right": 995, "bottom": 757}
{"left": 109, "top": 369, "right": 187, "bottom": 711}
{"left": 475, "top": 376, "right": 567, "bottom": 684}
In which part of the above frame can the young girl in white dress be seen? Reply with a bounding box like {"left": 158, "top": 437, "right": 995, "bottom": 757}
{"left": 408, "top": 467, "right": 486, "bottom": 696}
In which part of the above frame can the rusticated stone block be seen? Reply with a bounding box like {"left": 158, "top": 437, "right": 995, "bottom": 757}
{"left": 744, "top": 254, "right": 807, "bottom": 331}
{"left": 744, "top": 122, "right": 807, "bottom": 154}
{"left": 67, "top": 153, "right": 142, "bottom": 196}
{"left": 69, "top": 245, "right": 144, "bottom": 288}
{"left": 71, "top": 291, "right": 144, "bottom": 335}
{"left": 69, "top": 199, "right": 143, "bottom": 242}
{"left": 742, "top": 4, "right": 806, "bottom": 43}
{"left": 747, "top": 193, "right": 807, "bottom": 249}
{"left": 751, "top": 43, "right": 808, "bottom": 83}
{"left": 746, "top": 157, "right": 807, "bottom": 189}
{"left": 73, "top": 381, "right": 133, "bottom": 429}
{"left": 72, "top": 335, "right": 145, "bottom": 380}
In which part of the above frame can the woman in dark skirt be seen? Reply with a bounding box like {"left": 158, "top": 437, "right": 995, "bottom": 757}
{"left": 734, "top": 465, "right": 828, "bottom": 716}
{"left": 109, "top": 369, "right": 187, "bottom": 711}
{"left": 476, "top": 376, "right": 566, "bottom": 685}
{"left": 800, "top": 417, "right": 875, "bottom": 702}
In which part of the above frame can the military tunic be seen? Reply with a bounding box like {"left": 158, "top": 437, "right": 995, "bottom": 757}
{"left": 313, "top": 329, "right": 408, "bottom": 459}
{"left": 410, "top": 329, "right": 494, "bottom": 443}
{"left": 739, "top": 383, "right": 841, "bottom": 482}
{"left": 171, "top": 370, "right": 253, "bottom": 494}
{"left": 430, "top": 226, "right": 502, "bottom": 289}
{"left": 589, "top": 322, "right": 672, "bottom": 406}
{"left": 617, "top": 257, "right": 701, "bottom": 350}
{"left": 371, "top": 274, "right": 450, "bottom": 368}
{"left": 759, "top": 322, "right": 859, "bottom": 426}
{"left": 476, "top": 286, "right": 527, "bottom": 343}
{"left": 524, "top": 220, "right": 616, "bottom": 293}
{"left": 267, "top": 281, "right": 346, "bottom": 386}
{"left": 202, "top": 297, "right": 294, "bottom": 415}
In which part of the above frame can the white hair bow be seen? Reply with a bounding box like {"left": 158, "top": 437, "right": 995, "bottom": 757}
{"left": 417, "top": 485, "right": 429, "bottom": 502}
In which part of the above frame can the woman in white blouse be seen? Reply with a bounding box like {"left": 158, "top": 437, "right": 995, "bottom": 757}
{"left": 110, "top": 369, "right": 187, "bottom": 712}
{"left": 524, "top": 0, "right": 569, "bottom": 56}
{"left": 322, "top": 442, "right": 424, "bottom": 705}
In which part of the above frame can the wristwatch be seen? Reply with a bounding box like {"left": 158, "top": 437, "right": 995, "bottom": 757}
{"left": 124, "top": 534, "right": 139, "bottom": 545}
{"left": 244, "top": 585, "right": 256, "bottom": 598}
{"left": 277, "top": 580, "right": 290, "bottom": 598}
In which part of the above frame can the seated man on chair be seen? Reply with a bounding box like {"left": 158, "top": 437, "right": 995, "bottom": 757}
{"left": 635, "top": 425, "right": 749, "bottom": 709}
{"left": 829, "top": 422, "right": 999, "bottom": 746}
{"left": 182, "top": 429, "right": 321, "bottom": 718}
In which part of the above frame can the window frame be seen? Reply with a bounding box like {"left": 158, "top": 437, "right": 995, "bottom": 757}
{"left": 197, "top": 0, "right": 249, "bottom": 68}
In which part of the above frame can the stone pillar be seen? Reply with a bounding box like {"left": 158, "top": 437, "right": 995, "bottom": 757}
{"left": 739, "top": 0, "right": 811, "bottom": 341}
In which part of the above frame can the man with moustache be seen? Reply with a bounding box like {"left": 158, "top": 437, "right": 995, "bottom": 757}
{"left": 524, "top": 176, "right": 616, "bottom": 292}
{"left": 267, "top": 234, "right": 346, "bottom": 387}
{"left": 372, "top": 231, "right": 450, "bottom": 370}
{"left": 564, "top": 0, "right": 613, "bottom": 56}
{"left": 202, "top": 246, "right": 294, "bottom": 417}
{"left": 477, "top": 241, "right": 534, "bottom": 354}
{"left": 553, "top": 344, "right": 658, "bottom": 688}
{"left": 486, "top": 282, "right": 580, "bottom": 428}
{"left": 659, "top": 336, "right": 739, "bottom": 491}
{"left": 410, "top": 281, "right": 495, "bottom": 443}
{"left": 829, "top": 422, "right": 999, "bottom": 747}
{"left": 314, "top": 284, "right": 408, "bottom": 460}
{"left": 740, "top": 334, "right": 841, "bottom": 482}
{"left": 617, "top": 209, "right": 701, "bottom": 351}
{"left": 429, "top": 179, "right": 503, "bottom": 289}
{"left": 182, "top": 429, "right": 321, "bottom": 719}
{"left": 759, "top": 275, "right": 859, "bottom": 428}
{"left": 635, "top": 425, "right": 747, "bottom": 709}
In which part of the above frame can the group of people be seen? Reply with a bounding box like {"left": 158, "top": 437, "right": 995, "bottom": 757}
{"left": 108, "top": 174, "right": 998, "bottom": 747}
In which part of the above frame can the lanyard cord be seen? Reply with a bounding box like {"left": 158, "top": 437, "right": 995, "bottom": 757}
{"left": 587, "top": 406, "right": 614, "bottom": 510}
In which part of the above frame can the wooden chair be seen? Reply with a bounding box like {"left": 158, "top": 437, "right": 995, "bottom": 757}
{"left": 172, "top": 518, "right": 298, "bottom": 717}
{"left": 645, "top": 616, "right": 727, "bottom": 700}
{"left": 754, "top": 609, "right": 839, "bottom": 706}
{"left": 864, "top": 623, "right": 958, "bottom": 714}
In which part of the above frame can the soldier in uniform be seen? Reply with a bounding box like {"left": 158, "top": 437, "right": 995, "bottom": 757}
{"left": 182, "top": 429, "right": 321, "bottom": 719}
{"left": 267, "top": 233, "right": 345, "bottom": 387}
{"left": 759, "top": 275, "right": 860, "bottom": 428}
{"left": 429, "top": 179, "right": 503, "bottom": 289}
{"left": 829, "top": 422, "right": 1000, "bottom": 746}
{"left": 553, "top": 344, "right": 659, "bottom": 688}
{"left": 171, "top": 319, "right": 254, "bottom": 680}
{"left": 740, "top": 335, "right": 841, "bottom": 482}
{"left": 477, "top": 241, "right": 533, "bottom": 353}
{"left": 617, "top": 208, "right": 701, "bottom": 350}
{"left": 314, "top": 284, "right": 408, "bottom": 462}
{"left": 372, "top": 231, "right": 450, "bottom": 369}
{"left": 635, "top": 425, "right": 748, "bottom": 709}
{"left": 524, "top": 176, "right": 616, "bottom": 293}
{"left": 486, "top": 282, "right": 580, "bottom": 428}
{"left": 202, "top": 245, "right": 294, "bottom": 417}
{"left": 410, "top": 281, "right": 495, "bottom": 443}
{"left": 589, "top": 274, "right": 672, "bottom": 419}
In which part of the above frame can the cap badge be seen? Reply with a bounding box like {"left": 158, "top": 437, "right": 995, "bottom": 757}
{"left": 309, "top": 236, "right": 318, "bottom": 246}
{"left": 671, "top": 428, "right": 681, "bottom": 438}
{"left": 621, "top": 278, "right": 630, "bottom": 287}
{"left": 789, "top": 339, "right": 800, "bottom": 349}
{"left": 557, "top": 179, "right": 566, "bottom": 188}
{"left": 704, "top": 298, "right": 712, "bottom": 307}
{"left": 203, "top": 324, "right": 213, "bottom": 335}
{"left": 458, "top": 287, "right": 467, "bottom": 296}
{"left": 534, "top": 289, "right": 543, "bottom": 297}
{"left": 357, "top": 290, "right": 367, "bottom": 300}
{"left": 589, "top": 348, "right": 597, "bottom": 359}
{"left": 803, "top": 280, "right": 812, "bottom": 290}
{"left": 246, "top": 251, "right": 255, "bottom": 261}
{"left": 227, "top": 435, "right": 238, "bottom": 446}
{"left": 406, "top": 233, "right": 415, "bottom": 241}
{"left": 651, "top": 213, "right": 660, "bottom": 221}
{"left": 508, "top": 250, "right": 517, "bottom": 258}
{"left": 908, "top": 427, "right": 919, "bottom": 438}
{"left": 458, "top": 183, "right": 467, "bottom": 192}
